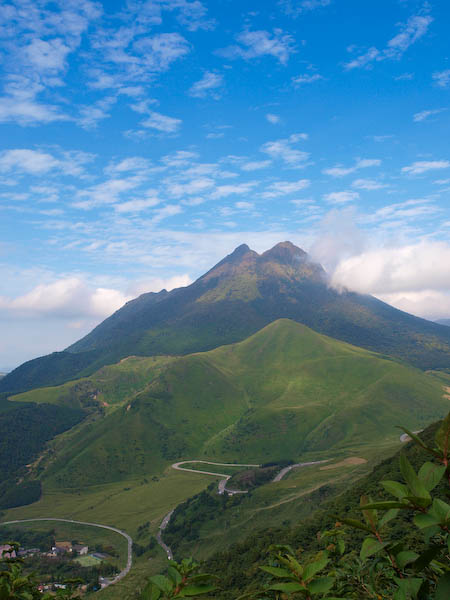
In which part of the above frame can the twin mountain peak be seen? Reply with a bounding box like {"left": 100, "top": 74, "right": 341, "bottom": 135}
{"left": 2, "top": 241, "right": 450, "bottom": 395}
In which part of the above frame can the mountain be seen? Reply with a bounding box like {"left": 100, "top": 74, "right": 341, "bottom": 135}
{"left": 11, "top": 319, "right": 449, "bottom": 489}
{"left": 436, "top": 318, "right": 450, "bottom": 327}
{"left": 3, "top": 241, "right": 450, "bottom": 395}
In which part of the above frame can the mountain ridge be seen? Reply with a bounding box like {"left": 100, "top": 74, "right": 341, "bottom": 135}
{"left": 10, "top": 319, "right": 449, "bottom": 489}
{"left": 2, "top": 241, "right": 450, "bottom": 395}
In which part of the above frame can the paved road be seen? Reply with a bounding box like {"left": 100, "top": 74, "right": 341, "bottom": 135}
{"left": 172, "top": 460, "right": 260, "bottom": 496}
{"left": 272, "top": 461, "right": 329, "bottom": 482}
{"left": 156, "top": 510, "right": 174, "bottom": 560}
{"left": 0, "top": 518, "right": 132, "bottom": 588}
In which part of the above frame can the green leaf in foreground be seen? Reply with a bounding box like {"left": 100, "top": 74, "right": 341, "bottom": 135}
{"left": 360, "top": 536, "right": 386, "bottom": 560}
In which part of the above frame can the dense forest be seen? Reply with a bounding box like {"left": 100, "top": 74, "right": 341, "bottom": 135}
{"left": 0, "top": 401, "right": 85, "bottom": 509}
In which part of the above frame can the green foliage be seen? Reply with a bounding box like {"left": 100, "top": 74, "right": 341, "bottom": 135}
{"left": 138, "top": 558, "right": 217, "bottom": 599}
{"left": 9, "top": 320, "right": 449, "bottom": 490}
{"left": 233, "top": 412, "right": 450, "bottom": 599}
{"left": 0, "top": 402, "right": 85, "bottom": 507}
{"left": 0, "top": 481, "right": 41, "bottom": 510}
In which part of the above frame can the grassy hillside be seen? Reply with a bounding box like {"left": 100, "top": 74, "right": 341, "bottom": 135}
{"left": 3, "top": 242, "right": 450, "bottom": 395}
{"left": 9, "top": 319, "right": 450, "bottom": 491}
{"left": 203, "top": 420, "right": 448, "bottom": 600}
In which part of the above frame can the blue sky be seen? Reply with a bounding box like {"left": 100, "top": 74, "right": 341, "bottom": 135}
{"left": 1, "top": 0, "right": 450, "bottom": 369}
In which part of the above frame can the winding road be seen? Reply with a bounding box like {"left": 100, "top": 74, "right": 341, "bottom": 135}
{"left": 1, "top": 460, "right": 335, "bottom": 581}
{"left": 0, "top": 518, "right": 132, "bottom": 588}
{"left": 172, "top": 460, "right": 260, "bottom": 495}
{"left": 272, "top": 461, "right": 329, "bottom": 482}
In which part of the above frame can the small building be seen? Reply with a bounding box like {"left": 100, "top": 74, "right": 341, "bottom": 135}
{"left": 73, "top": 544, "right": 88, "bottom": 555}
{"left": 53, "top": 541, "right": 72, "bottom": 553}
{"left": 0, "top": 544, "right": 16, "bottom": 559}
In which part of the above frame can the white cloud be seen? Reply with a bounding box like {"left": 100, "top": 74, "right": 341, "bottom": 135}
{"left": 261, "top": 133, "right": 309, "bottom": 166}
{"left": 433, "top": 69, "right": 450, "bottom": 88}
{"left": 134, "top": 32, "right": 191, "bottom": 69}
{"left": 105, "top": 157, "right": 152, "bottom": 174}
{"left": 344, "top": 13, "right": 433, "bottom": 70}
{"left": 261, "top": 179, "right": 310, "bottom": 198}
{"left": 0, "top": 77, "right": 67, "bottom": 125}
{"left": 241, "top": 160, "right": 272, "bottom": 171}
{"left": 189, "top": 71, "right": 224, "bottom": 98}
{"left": 280, "top": 0, "right": 331, "bottom": 15}
{"left": 235, "top": 201, "right": 254, "bottom": 210}
{"left": 344, "top": 47, "right": 380, "bottom": 70}
{"left": 151, "top": 203, "right": 183, "bottom": 223}
{"left": 310, "top": 210, "right": 450, "bottom": 320}
{"left": 395, "top": 72, "right": 414, "bottom": 81}
{"left": 402, "top": 161, "right": 450, "bottom": 175}
{"left": 217, "top": 29, "right": 296, "bottom": 64}
{"left": 0, "top": 149, "right": 92, "bottom": 177}
{"left": 128, "top": 274, "right": 192, "bottom": 297}
{"left": 78, "top": 96, "right": 117, "bottom": 129}
{"left": 73, "top": 176, "right": 143, "bottom": 209}
{"left": 266, "top": 113, "right": 281, "bottom": 124}
{"left": 0, "top": 149, "right": 59, "bottom": 174}
{"left": 23, "top": 38, "right": 72, "bottom": 73}
{"left": 114, "top": 197, "right": 160, "bottom": 213}
{"left": 0, "top": 277, "right": 130, "bottom": 319}
{"left": 211, "top": 182, "right": 257, "bottom": 199}
{"left": 352, "top": 178, "right": 387, "bottom": 190}
{"left": 141, "top": 110, "right": 182, "bottom": 133}
{"left": 292, "top": 73, "right": 323, "bottom": 85}
{"left": 166, "top": 177, "right": 215, "bottom": 197}
{"left": 332, "top": 242, "right": 450, "bottom": 295}
{"left": 323, "top": 158, "right": 381, "bottom": 177}
{"left": 324, "top": 190, "right": 359, "bottom": 204}
{"left": 413, "top": 108, "right": 445, "bottom": 122}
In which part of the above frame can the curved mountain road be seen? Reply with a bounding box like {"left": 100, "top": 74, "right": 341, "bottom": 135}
{"left": 172, "top": 460, "right": 260, "bottom": 494}
{"left": 272, "top": 461, "right": 329, "bottom": 482}
{"left": 0, "top": 518, "right": 132, "bottom": 588}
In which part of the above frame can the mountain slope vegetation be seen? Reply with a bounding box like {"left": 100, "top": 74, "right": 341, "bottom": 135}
{"left": 11, "top": 319, "right": 450, "bottom": 490}
{"left": 3, "top": 242, "right": 450, "bottom": 395}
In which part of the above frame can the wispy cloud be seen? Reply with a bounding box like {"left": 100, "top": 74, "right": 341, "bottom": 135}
{"left": 323, "top": 158, "right": 381, "bottom": 177}
{"left": 266, "top": 113, "right": 281, "bottom": 124}
{"left": 292, "top": 73, "right": 324, "bottom": 85}
{"left": 324, "top": 191, "right": 359, "bottom": 204}
{"left": 432, "top": 69, "right": 450, "bottom": 88}
{"left": 141, "top": 111, "right": 182, "bottom": 133}
{"left": 241, "top": 160, "right": 272, "bottom": 171}
{"left": 189, "top": 71, "right": 224, "bottom": 99}
{"left": 0, "top": 76, "right": 67, "bottom": 126}
{"left": 261, "top": 133, "right": 309, "bottom": 166}
{"left": 402, "top": 161, "right": 450, "bottom": 175}
{"left": 352, "top": 178, "right": 387, "bottom": 190}
{"left": 413, "top": 108, "right": 446, "bottom": 122}
{"left": 280, "top": 0, "right": 331, "bottom": 16}
{"left": 0, "top": 148, "right": 93, "bottom": 177}
{"left": 344, "top": 13, "right": 433, "bottom": 70}
{"left": 217, "top": 29, "right": 296, "bottom": 64}
{"left": 261, "top": 179, "right": 310, "bottom": 198}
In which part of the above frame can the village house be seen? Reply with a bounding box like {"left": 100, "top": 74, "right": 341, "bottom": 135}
{"left": 0, "top": 544, "right": 16, "bottom": 559}
{"left": 73, "top": 544, "right": 88, "bottom": 555}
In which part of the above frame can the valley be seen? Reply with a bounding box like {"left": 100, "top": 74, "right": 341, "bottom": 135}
{"left": 1, "top": 244, "right": 450, "bottom": 597}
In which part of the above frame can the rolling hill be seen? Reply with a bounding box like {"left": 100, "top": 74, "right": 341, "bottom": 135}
{"left": 3, "top": 242, "right": 450, "bottom": 395}
{"left": 11, "top": 319, "right": 450, "bottom": 490}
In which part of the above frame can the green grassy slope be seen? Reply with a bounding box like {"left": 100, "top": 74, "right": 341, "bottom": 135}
{"left": 3, "top": 242, "right": 450, "bottom": 395}
{"left": 10, "top": 319, "right": 450, "bottom": 491}
{"left": 203, "top": 420, "right": 448, "bottom": 600}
